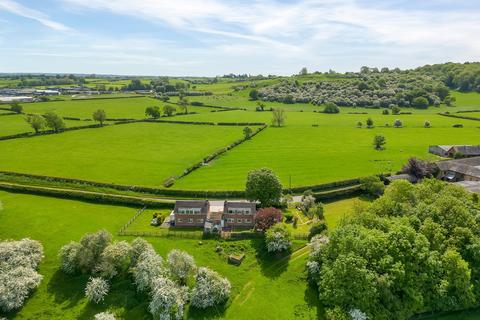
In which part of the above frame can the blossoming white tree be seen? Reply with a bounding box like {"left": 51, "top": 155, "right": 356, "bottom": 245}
{"left": 349, "top": 308, "right": 368, "bottom": 320}
{"left": 85, "top": 277, "right": 109, "bottom": 304}
{"left": 0, "top": 238, "right": 44, "bottom": 312}
{"left": 167, "top": 249, "right": 196, "bottom": 284}
{"left": 149, "top": 276, "right": 187, "bottom": 320}
{"left": 191, "top": 267, "right": 231, "bottom": 308}
{"left": 97, "top": 241, "right": 132, "bottom": 278}
{"left": 130, "top": 237, "right": 155, "bottom": 266}
{"left": 265, "top": 224, "right": 292, "bottom": 252}
{"left": 58, "top": 241, "right": 81, "bottom": 274}
{"left": 94, "top": 311, "right": 116, "bottom": 320}
{"left": 132, "top": 251, "right": 166, "bottom": 292}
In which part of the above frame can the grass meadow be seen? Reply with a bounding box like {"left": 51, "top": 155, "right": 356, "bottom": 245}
{"left": 0, "top": 122, "right": 244, "bottom": 186}
{"left": 0, "top": 114, "right": 92, "bottom": 136}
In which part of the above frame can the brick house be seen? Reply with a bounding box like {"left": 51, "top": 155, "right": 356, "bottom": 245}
{"left": 171, "top": 200, "right": 257, "bottom": 231}
{"left": 173, "top": 200, "right": 209, "bottom": 227}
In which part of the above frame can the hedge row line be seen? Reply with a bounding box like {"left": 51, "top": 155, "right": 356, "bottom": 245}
{"left": 456, "top": 110, "right": 480, "bottom": 114}
{"left": 70, "top": 95, "right": 147, "bottom": 101}
{"left": 312, "top": 185, "right": 362, "bottom": 201}
{"left": 175, "top": 125, "right": 268, "bottom": 183}
{"left": 0, "top": 112, "right": 17, "bottom": 116}
{"left": 0, "top": 182, "right": 174, "bottom": 208}
{"left": 0, "top": 123, "right": 104, "bottom": 141}
{"left": 217, "top": 122, "right": 266, "bottom": 126}
{"left": 438, "top": 113, "right": 480, "bottom": 121}
{"left": 289, "top": 178, "right": 361, "bottom": 193}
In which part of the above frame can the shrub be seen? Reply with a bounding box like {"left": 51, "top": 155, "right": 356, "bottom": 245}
{"left": 360, "top": 176, "right": 385, "bottom": 197}
{"left": 323, "top": 102, "right": 340, "bottom": 114}
{"left": 284, "top": 212, "right": 294, "bottom": 223}
{"left": 412, "top": 96, "right": 429, "bottom": 109}
{"left": 373, "top": 134, "right": 386, "bottom": 150}
{"left": 452, "top": 124, "right": 463, "bottom": 128}
{"left": 191, "top": 267, "right": 231, "bottom": 308}
{"left": 309, "top": 221, "right": 328, "bottom": 239}
{"left": 97, "top": 241, "right": 132, "bottom": 278}
{"left": 130, "top": 237, "right": 155, "bottom": 266}
{"left": 85, "top": 277, "right": 109, "bottom": 304}
{"left": 366, "top": 118, "right": 374, "bottom": 128}
{"left": 356, "top": 121, "right": 362, "bottom": 128}
{"left": 167, "top": 249, "right": 196, "bottom": 284}
{"left": 145, "top": 106, "right": 161, "bottom": 119}
{"left": 132, "top": 251, "right": 166, "bottom": 292}
{"left": 44, "top": 111, "right": 65, "bottom": 132}
{"left": 393, "top": 119, "right": 402, "bottom": 128}
{"left": 149, "top": 276, "right": 186, "bottom": 320}
{"left": 424, "top": 120, "right": 431, "bottom": 128}
{"left": 308, "top": 203, "right": 325, "bottom": 220}
{"left": 382, "top": 109, "right": 389, "bottom": 115}
{"left": 58, "top": 241, "right": 81, "bottom": 274}
{"left": 255, "top": 207, "right": 283, "bottom": 232}
{"left": 265, "top": 224, "right": 292, "bottom": 252}
{"left": 391, "top": 106, "right": 400, "bottom": 115}
{"left": 401, "top": 157, "right": 437, "bottom": 179}
{"left": 163, "top": 176, "right": 176, "bottom": 188}
{"left": 10, "top": 102, "right": 23, "bottom": 114}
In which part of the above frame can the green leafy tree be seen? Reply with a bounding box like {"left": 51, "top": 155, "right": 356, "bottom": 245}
{"left": 271, "top": 108, "right": 286, "bottom": 127}
{"left": 265, "top": 224, "right": 291, "bottom": 252}
{"left": 178, "top": 97, "right": 189, "bottom": 114}
{"left": 10, "top": 102, "right": 23, "bottom": 114}
{"left": 25, "top": 114, "right": 46, "bottom": 134}
{"left": 245, "top": 168, "right": 282, "bottom": 207}
{"left": 44, "top": 111, "right": 65, "bottom": 133}
{"left": 92, "top": 109, "right": 106, "bottom": 126}
{"left": 323, "top": 102, "right": 340, "bottom": 114}
{"left": 145, "top": 106, "right": 161, "bottom": 119}
{"left": 391, "top": 106, "right": 400, "bottom": 115}
{"left": 412, "top": 96, "right": 429, "bottom": 109}
{"left": 445, "top": 95, "right": 456, "bottom": 106}
{"left": 249, "top": 89, "right": 259, "bottom": 100}
{"left": 366, "top": 117, "right": 374, "bottom": 128}
{"left": 243, "top": 127, "right": 253, "bottom": 139}
{"left": 373, "top": 134, "right": 386, "bottom": 150}
{"left": 162, "top": 105, "right": 176, "bottom": 117}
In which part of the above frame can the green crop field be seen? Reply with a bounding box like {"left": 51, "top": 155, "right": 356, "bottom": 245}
{"left": 0, "top": 122, "right": 244, "bottom": 186}
{"left": 0, "top": 191, "right": 315, "bottom": 319}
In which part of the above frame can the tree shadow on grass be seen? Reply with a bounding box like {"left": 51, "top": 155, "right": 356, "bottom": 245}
{"left": 249, "top": 238, "right": 291, "bottom": 279}
{"left": 187, "top": 302, "right": 229, "bottom": 320}
{"left": 47, "top": 269, "right": 88, "bottom": 307}
{"left": 303, "top": 283, "right": 324, "bottom": 320}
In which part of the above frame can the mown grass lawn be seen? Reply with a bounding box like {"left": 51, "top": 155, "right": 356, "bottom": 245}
{"left": 0, "top": 191, "right": 314, "bottom": 320}
{"left": 0, "top": 122, "right": 244, "bottom": 187}
{"left": 173, "top": 111, "right": 480, "bottom": 190}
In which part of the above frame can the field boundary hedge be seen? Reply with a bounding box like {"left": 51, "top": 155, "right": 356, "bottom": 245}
{"left": 438, "top": 112, "right": 480, "bottom": 121}
{"left": 0, "top": 112, "right": 17, "bottom": 116}
{"left": 0, "top": 170, "right": 369, "bottom": 199}
{"left": 0, "top": 123, "right": 105, "bottom": 141}
{"left": 0, "top": 182, "right": 174, "bottom": 208}
{"left": 312, "top": 185, "right": 362, "bottom": 201}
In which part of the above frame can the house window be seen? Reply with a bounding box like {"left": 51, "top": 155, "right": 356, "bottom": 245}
{"left": 226, "top": 218, "right": 234, "bottom": 223}
{"left": 197, "top": 219, "right": 204, "bottom": 223}
{"left": 237, "top": 219, "right": 243, "bottom": 223}
{"left": 244, "top": 219, "right": 251, "bottom": 223}
{"left": 177, "top": 218, "right": 183, "bottom": 223}
{"left": 188, "top": 218, "right": 193, "bottom": 223}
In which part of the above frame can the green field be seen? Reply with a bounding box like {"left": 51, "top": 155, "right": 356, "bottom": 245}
{"left": 0, "top": 191, "right": 314, "bottom": 319}
{"left": 0, "top": 122, "right": 245, "bottom": 186}
{"left": 0, "top": 114, "right": 92, "bottom": 136}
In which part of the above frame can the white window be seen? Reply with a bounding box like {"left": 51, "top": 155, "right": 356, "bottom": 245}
{"left": 226, "top": 218, "right": 234, "bottom": 223}
{"left": 177, "top": 218, "right": 183, "bottom": 223}
{"left": 188, "top": 218, "right": 193, "bottom": 223}
{"left": 244, "top": 219, "right": 252, "bottom": 223}
{"left": 197, "top": 218, "right": 204, "bottom": 223}
{"left": 237, "top": 219, "right": 243, "bottom": 223}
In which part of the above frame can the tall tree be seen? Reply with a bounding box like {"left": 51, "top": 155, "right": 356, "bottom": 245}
{"left": 271, "top": 108, "right": 286, "bottom": 127}
{"left": 92, "top": 109, "right": 106, "bottom": 126}
{"left": 25, "top": 114, "right": 46, "bottom": 134}
{"left": 44, "top": 111, "right": 65, "bottom": 133}
{"left": 245, "top": 168, "right": 282, "bottom": 207}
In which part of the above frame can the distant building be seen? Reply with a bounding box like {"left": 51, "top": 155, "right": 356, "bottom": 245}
{"left": 429, "top": 145, "right": 480, "bottom": 158}
{"left": 436, "top": 157, "right": 480, "bottom": 182}
{"left": 171, "top": 200, "right": 257, "bottom": 232}
{"left": 0, "top": 96, "right": 34, "bottom": 103}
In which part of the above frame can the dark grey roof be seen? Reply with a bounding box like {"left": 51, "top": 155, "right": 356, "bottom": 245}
{"left": 174, "top": 200, "right": 209, "bottom": 213}
{"left": 436, "top": 157, "right": 480, "bottom": 178}
{"left": 224, "top": 201, "right": 256, "bottom": 212}
{"left": 451, "top": 145, "right": 480, "bottom": 156}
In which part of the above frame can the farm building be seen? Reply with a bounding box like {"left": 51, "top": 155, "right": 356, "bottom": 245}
{"left": 429, "top": 145, "right": 480, "bottom": 158}
{"left": 171, "top": 200, "right": 257, "bottom": 232}
{"left": 436, "top": 157, "right": 480, "bottom": 182}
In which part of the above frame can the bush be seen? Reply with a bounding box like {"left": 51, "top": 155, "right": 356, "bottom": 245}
{"left": 284, "top": 212, "right": 294, "bottom": 223}
{"left": 265, "top": 224, "right": 292, "bottom": 252}
{"left": 85, "top": 277, "right": 109, "bottom": 303}
{"left": 360, "top": 176, "right": 385, "bottom": 197}
{"left": 323, "top": 102, "right": 340, "bottom": 114}
{"left": 167, "top": 249, "right": 196, "bottom": 284}
{"left": 412, "top": 96, "right": 429, "bottom": 109}
{"left": 382, "top": 109, "right": 389, "bottom": 115}
{"left": 308, "top": 203, "right": 325, "bottom": 219}
{"left": 424, "top": 120, "right": 431, "bottom": 128}
{"left": 97, "top": 241, "right": 132, "bottom": 278}
{"left": 309, "top": 221, "right": 328, "bottom": 239}
{"left": 255, "top": 207, "right": 283, "bottom": 231}
{"left": 191, "top": 267, "right": 231, "bottom": 308}
{"left": 393, "top": 119, "right": 402, "bottom": 128}
{"left": 453, "top": 124, "right": 463, "bottom": 128}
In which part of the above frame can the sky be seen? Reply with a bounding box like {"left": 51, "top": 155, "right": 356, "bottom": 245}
{"left": 0, "top": 0, "right": 479, "bottom": 76}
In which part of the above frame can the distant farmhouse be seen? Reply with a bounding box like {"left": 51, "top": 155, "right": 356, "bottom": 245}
{"left": 429, "top": 145, "right": 480, "bottom": 158}
{"left": 436, "top": 157, "right": 480, "bottom": 182}
{"left": 170, "top": 200, "right": 257, "bottom": 232}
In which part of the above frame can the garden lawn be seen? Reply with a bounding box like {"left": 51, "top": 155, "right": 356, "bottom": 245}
{"left": 0, "top": 191, "right": 314, "bottom": 320}
{"left": 0, "top": 122, "right": 244, "bottom": 187}
{"left": 173, "top": 111, "right": 480, "bottom": 190}
{"left": 323, "top": 197, "right": 370, "bottom": 229}
{"left": 19, "top": 97, "right": 215, "bottom": 120}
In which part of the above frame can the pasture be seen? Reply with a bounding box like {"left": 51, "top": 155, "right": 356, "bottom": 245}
{"left": 0, "top": 122, "right": 244, "bottom": 186}
{"left": 0, "top": 114, "right": 91, "bottom": 136}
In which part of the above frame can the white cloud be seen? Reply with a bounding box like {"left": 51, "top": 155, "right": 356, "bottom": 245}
{"left": 0, "top": 0, "right": 71, "bottom": 31}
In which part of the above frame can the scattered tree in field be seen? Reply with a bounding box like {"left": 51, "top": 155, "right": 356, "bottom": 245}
{"left": 393, "top": 119, "right": 403, "bottom": 128}
{"left": 299, "top": 67, "right": 308, "bottom": 75}
{"left": 445, "top": 95, "right": 456, "bottom": 106}
{"left": 412, "top": 96, "right": 429, "bottom": 109}
{"left": 149, "top": 276, "right": 186, "bottom": 320}
{"left": 92, "top": 109, "right": 107, "bottom": 126}
{"left": 401, "top": 157, "right": 437, "bottom": 179}
{"left": 366, "top": 118, "right": 374, "bottom": 128}
{"left": 191, "top": 267, "right": 231, "bottom": 308}
{"left": 391, "top": 106, "right": 400, "bottom": 115}
{"left": 256, "top": 101, "right": 265, "bottom": 111}
{"left": 373, "top": 134, "right": 386, "bottom": 150}
{"left": 0, "top": 239, "right": 44, "bottom": 312}
{"left": 25, "top": 114, "right": 46, "bottom": 134}
{"left": 424, "top": 120, "right": 431, "bottom": 128}
{"left": 167, "top": 250, "right": 196, "bottom": 285}
{"left": 265, "top": 224, "right": 292, "bottom": 252}
{"left": 44, "top": 111, "right": 65, "bottom": 132}
{"left": 97, "top": 241, "right": 132, "bottom": 278}
{"left": 357, "top": 121, "right": 363, "bottom": 128}
{"left": 94, "top": 312, "right": 116, "bottom": 320}
{"left": 245, "top": 168, "right": 282, "bottom": 207}
{"left": 132, "top": 251, "right": 166, "bottom": 292}
{"left": 85, "top": 277, "right": 109, "bottom": 304}
{"left": 255, "top": 207, "right": 283, "bottom": 232}
{"left": 162, "top": 105, "right": 176, "bottom": 117}
{"left": 145, "top": 106, "right": 161, "bottom": 119}
{"left": 10, "top": 102, "right": 23, "bottom": 114}
{"left": 323, "top": 102, "right": 340, "bottom": 114}
{"left": 243, "top": 126, "right": 253, "bottom": 139}
{"left": 360, "top": 175, "right": 385, "bottom": 197}
{"left": 271, "top": 108, "right": 286, "bottom": 127}
{"left": 178, "top": 97, "right": 189, "bottom": 114}
{"left": 382, "top": 109, "right": 389, "bottom": 115}
{"left": 249, "top": 89, "right": 259, "bottom": 100}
